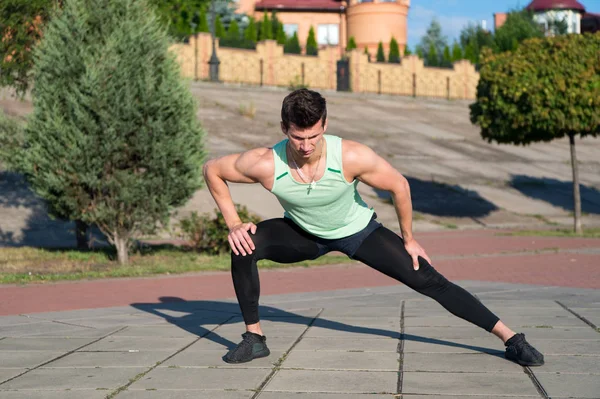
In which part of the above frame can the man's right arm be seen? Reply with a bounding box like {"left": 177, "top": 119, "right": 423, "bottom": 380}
{"left": 202, "top": 148, "right": 271, "bottom": 255}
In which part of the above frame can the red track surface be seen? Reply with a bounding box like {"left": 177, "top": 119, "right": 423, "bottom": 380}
{"left": 1, "top": 231, "right": 599, "bottom": 316}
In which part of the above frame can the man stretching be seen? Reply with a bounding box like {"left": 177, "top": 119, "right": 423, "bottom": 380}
{"left": 203, "top": 88, "right": 544, "bottom": 366}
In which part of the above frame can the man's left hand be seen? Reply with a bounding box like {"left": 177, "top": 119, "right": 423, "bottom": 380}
{"left": 404, "top": 237, "right": 432, "bottom": 271}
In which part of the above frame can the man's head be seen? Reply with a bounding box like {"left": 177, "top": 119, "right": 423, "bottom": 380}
{"left": 280, "top": 89, "right": 328, "bottom": 159}
{"left": 280, "top": 88, "right": 327, "bottom": 133}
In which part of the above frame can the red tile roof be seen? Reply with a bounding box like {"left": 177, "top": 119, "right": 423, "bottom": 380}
{"left": 254, "top": 0, "right": 344, "bottom": 11}
{"left": 526, "top": 0, "right": 586, "bottom": 12}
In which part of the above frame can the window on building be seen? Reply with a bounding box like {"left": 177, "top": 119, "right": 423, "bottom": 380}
{"left": 317, "top": 24, "right": 339, "bottom": 45}
{"left": 283, "top": 24, "right": 298, "bottom": 37}
{"left": 357, "top": 0, "right": 374, "bottom": 3}
{"left": 379, "top": 0, "right": 397, "bottom": 2}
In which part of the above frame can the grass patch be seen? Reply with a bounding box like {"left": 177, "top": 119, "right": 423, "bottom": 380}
{"left": 499, "top": 228, "right": 600, "bottom": 238}
{"left": 0, "top": 245, "right": 354, "bottom": 285}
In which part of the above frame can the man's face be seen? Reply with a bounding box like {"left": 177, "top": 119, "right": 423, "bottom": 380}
{"left": 281, "top": 118, "right": 327, "bottom": 159}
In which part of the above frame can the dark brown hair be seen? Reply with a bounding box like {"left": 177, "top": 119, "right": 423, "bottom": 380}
{"left": 280, "top": 88, "right": 327, "bottom": 131}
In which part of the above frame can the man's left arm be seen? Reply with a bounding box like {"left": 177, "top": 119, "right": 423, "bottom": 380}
{"left": 344, "top": 140, "right": 432, "bottom": 270}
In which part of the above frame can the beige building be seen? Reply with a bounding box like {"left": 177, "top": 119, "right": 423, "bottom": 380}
{"left": 235, "top": 0, "right": 410, "bottom": 57}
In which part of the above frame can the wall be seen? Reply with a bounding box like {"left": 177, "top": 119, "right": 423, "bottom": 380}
{"left": 171, "top": 33, "right": 480, "bottom": 100}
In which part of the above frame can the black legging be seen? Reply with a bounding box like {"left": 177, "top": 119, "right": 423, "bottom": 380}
{"left": 231, "top": 218, "right": 500, "bottom": 332}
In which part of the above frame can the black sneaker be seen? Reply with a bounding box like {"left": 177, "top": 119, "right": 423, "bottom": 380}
{"left": 505, "top": 333, "right": 545, "bottom": 366}
{"left": 223, "top": 332, "right": 270, "bottom": 364}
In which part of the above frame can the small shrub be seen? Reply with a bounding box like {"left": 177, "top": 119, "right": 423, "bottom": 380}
{"left": 239, "top": 102, "right": 256, "bottom": 119}
{"left": 178, "top": 204, "right": 262, "bottom": 254}
{"left": 288, "top": 75, "right": 308, "bottom": 91}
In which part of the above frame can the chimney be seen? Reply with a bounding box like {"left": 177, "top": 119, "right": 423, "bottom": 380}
{"left": 494, "top": 12, "right": 508, "bottom": 30}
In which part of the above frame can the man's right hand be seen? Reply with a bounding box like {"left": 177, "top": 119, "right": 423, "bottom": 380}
{"left": 228, "top": 222, "right": 257, "bottom": 256}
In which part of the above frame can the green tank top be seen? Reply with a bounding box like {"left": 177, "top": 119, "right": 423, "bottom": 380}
{"left": 271, "top": 134, "right": 374, "bottom": 239}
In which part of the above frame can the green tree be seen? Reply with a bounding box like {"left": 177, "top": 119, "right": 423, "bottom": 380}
{"left": 376, "top": 41, "right": 385, "bottom": 62}
{"left": 364, "top": 46, "right": 371, "bottom": 62}
{"left": 259, "top": 13, "right": 272, "bottom": 40}
{"left": 244, "top": 16, "right": 257, "bottom": 42}
{"left": 419, "top": 18, "right": 447, "bottom": 63}
{"left": 427, "top": 42, "right": 438, "bottom": 66}
{"left": 494, "top": 10, "right": 543, "bottom": 53}
{"left": 442, "top": 44, "right": 452, "bottom": 67}
{"left": 346, "top": 36, "right": 357, "bottom": 51}
{"left": 149, "top": 0, "right": 208, "bottom": 40}
{"left": 470, "top": 34, "right": 600, "bottom": 234}
{"left": 284, "top": 31, "right": 301, "bottom": 54}
{"left": 459, "top": 23, "right": 495, "bottom": 65}
{"left": 388, "top": 37, "right": 400, "bottom": 63}
{"left": 226, "top": 18, "right": 239, "bottom": 39}
{"left": 464, "top": 42, "right": 476, "bottom": 64}
{"left": 451, "top": 41, "right": 462, "bottom": 62}
{"left": 306, "top": 26, "right": 318, "bottom": 56}
{"left": 214, "top": 14, "right": 225, "bottom": 38}
{"left": 404, "top": 45, "right": 412, "bottom": 56}
{"left": 24, "top": 0, "right": 206, "bottom": 264}
{"left": 0, "top": 0, "right": 63, "bottom": 97}
{"left": 0, "top": 109, "right": 25, "bottom": 171}
{"left": 416, "top": 46, "right": 424, "bottom": 59}
{"left": 197, "top": 8, "right": 209, "bottom": 33}
{"left": 270, "top": 11, "right": 280, "bottom": 39}
{"left": 275, "top": 23, "right": 286, "bottom": 45}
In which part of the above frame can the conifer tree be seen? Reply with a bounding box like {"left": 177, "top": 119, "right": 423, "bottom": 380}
{"left": 346, "top": 36, "right": 357, "bottom": 51}
{"left": 451, "top": 41, "right": 462, "bottom": 62}
{"left": 404, "top": 46, "right": 412, "bottom": 56}
{"left": 284, "top": 31, "right": 301, "bottom": 54}
{"left": 427, "top": 42, "right": 438, "bottom": 66}
{"left": 244, "top": 16, "right": 257, "bottom": 42}
{"left": 276, "top": 24, "right": 286, "bottom": 45}
{"left": 198, "top": 9, "right": 209, "bottom": 33}
{"left": 260, "top": 13, "right": 272, "bottom": 40}
{"left": 376, "top": 41, "right": 385, "bottom": 62}
{"left": 227, "top": 19, "right": 240, "bottom": 40}
{"left": 388, "top": 37, "right": 400, "bottom": 63}
{"left": 306, "top": 26, "right": 318, "bottom": 56}
{"left": 23, "top": 0, "right": 205, "bottom": 264}
{"left": 442, "top": 44, "right": 452, "bottom": 67}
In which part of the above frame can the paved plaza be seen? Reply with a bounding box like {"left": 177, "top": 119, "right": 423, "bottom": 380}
{"left": 1, "top": 280, "right": 600, "bottom": 398}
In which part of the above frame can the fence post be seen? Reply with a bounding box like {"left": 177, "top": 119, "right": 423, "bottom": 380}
{"left": 260, "top": 59, "right": 264, "bottom": 87}
{"left": 446, "top": 76, "right": 450, "bottom": 100}
{"left": 378, "top": 70, "right": 382, "bottom": 95}
{"left": 301, "top": 62, "right": 305, "bottom": 86}
{"left": 412, "top": 73, "right": 416, "bottom": 98}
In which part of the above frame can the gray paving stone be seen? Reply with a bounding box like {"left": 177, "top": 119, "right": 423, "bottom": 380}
{"left": 402, "top": 353, "right": 522, "bottom": 373}
{"left": 319, "top": 306, "right": 401, "bottom": 318}
{"left": 0, "top": 390, "right": 109, "bottom": 399}
{"left": 1, "top": 367, "right": 146, "bottom": 390}
{"left": 303, "top": 325, "right": 400, "bottom": 339}
{"left": 570, "top": 308, "right": 600, "bottom": 327}
{"left": 0, "top": 351, "right": 63, "bottom": 368}
{"left": 118, "top": 391, "right": 254, "bottom": 399}
{"left": 24, "top": 326, "right": 120, "bottom": 338}
{"left": 476, "top": 300, "right": 565, "bottom": 309}
{"left": 0, "top": 337, "right": 95, "bottom": 351}
{"left": 84, "top": 336, "right": 196, "bottom": 352}
{"left": 0, "top": 315, "right": 47, "bottom": 326}
{"left": 23, "top": 307, "right": 137, "bottom": 321}
{"left": 163, "top": 349, "right": 284, "bottom": 368}
{"left": 534, "top": 355, "right": 600, "bottom": 374}
{"left": 400, "top": 397, "right": 536, "bottom": 399}
{"left": 535, "top": 373, "right": 600, "bottom": 398}
{"left": 0, "top": 369, "right": 26, "bottom": 383}
{"left": 403, "top": 337, "right": 501, "bottom": 354}
{"left": 0, "top": 322, "right": 92, "bottom": 337}
{"left": 46, "top": 351, "right": 170, "bottom": 368}
{"left": 258, "top": 394, "right": 394, "bottom": 398}
{"left": 282, "top": 350, "right": 398, "bottom": 371}
{"left": 533, "top": 339, "right": 600, "bottom": 355}
{"left": 293, "top": 337, "right": 398, "bottom": 352}
{"left": 402, "top": 371, "right": 540, "bottom": 396}
{"left": 264, "top": 370, "right": 397, "bottom": 393}
{"left": 188, "top": 335, "right": 298, "bottom": 351}
{"left": 404, "top": 326, "right": 599, "bottom": 340}
{"left": 131, "top": 367, "right": 270, "bottom": 390}
{"left": 112, "top": 325, "right": 214, "bottom": 338}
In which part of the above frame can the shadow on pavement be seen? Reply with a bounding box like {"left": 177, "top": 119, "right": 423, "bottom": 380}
{"left": 131, "top": 296, "right": 504, "bottom": 359}
{"left": 510, "top": 175, "right": 600, "bottom": 214}
{"left": 373, "top": 176, "right": 498, "bottom": 217}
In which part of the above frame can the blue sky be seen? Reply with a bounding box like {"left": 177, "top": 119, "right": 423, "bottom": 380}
{"left": 406, "top": 0, "right": 600, "bottom": 50}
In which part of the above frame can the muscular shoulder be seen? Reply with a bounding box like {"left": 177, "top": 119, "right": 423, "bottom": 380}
{"left": 341, "top": 139, "right": 378, "bottom": 177}
{"left": 236, "top": 147, "right": 274, "bottom": 182}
